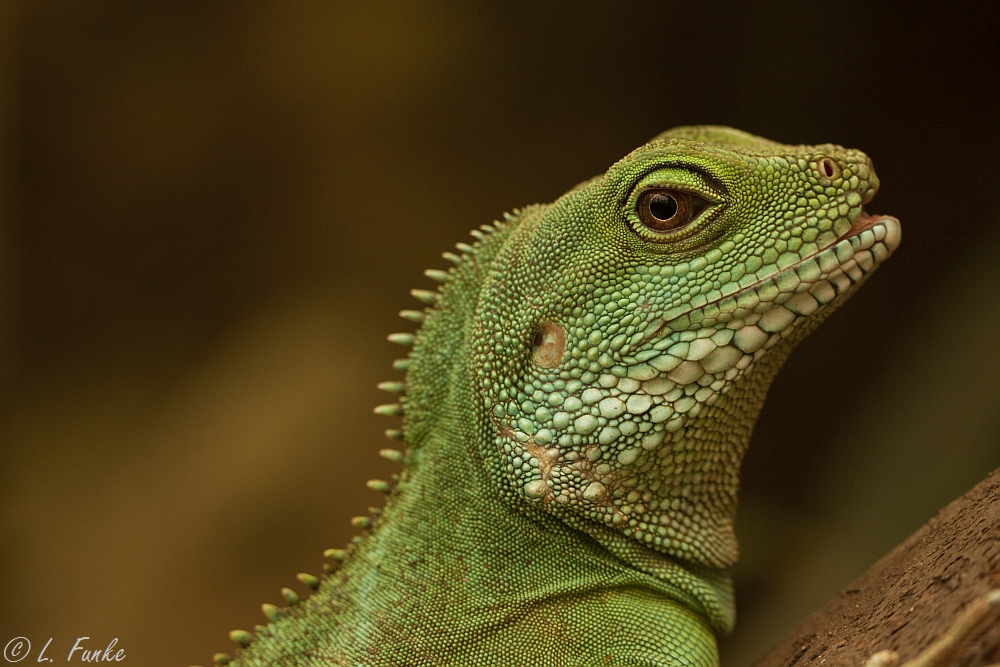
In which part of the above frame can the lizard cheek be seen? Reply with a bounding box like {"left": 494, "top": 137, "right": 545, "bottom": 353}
{"left": 531, "top": 321, "right": 566, "bottom": 368}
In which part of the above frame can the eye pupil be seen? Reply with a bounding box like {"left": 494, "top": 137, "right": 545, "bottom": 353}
{"left": 648, "top": 194, "right": 678, "bottom": 221}
{"left": 636, "top": 189, "right": 703, "bottom": 235}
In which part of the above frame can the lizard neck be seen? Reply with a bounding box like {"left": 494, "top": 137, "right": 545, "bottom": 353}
{"left": 337, "top": 383, "right": 732, "bottom": 654}
{"left": 311, "top": 212, "right": 806, "bottom": 657}
{"left": 368, "top": 214, "right": 739, "bottom": 633}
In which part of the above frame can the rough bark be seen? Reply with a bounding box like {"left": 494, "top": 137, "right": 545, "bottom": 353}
{"left": 754, "top": 468, "right": 1000, "bottom": 667}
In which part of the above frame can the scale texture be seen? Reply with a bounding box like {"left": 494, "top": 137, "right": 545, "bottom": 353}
{"left": 210, "top": 126, "right": 900, "bottom": 667}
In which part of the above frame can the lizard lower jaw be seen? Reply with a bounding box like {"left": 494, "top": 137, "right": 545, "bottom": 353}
{"left": 648, "top": 214, "right": 901, "bottom": 337}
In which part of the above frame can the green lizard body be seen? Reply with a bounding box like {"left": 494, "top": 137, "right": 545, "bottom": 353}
{"left": 211, "top": 126, "right": 900, "bottom": 666}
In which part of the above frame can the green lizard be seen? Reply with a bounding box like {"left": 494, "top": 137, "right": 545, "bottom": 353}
{"left": 198, "top": 126, "right": 991, "bottom": 666}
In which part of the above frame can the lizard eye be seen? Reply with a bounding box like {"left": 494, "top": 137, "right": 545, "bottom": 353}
{"left": 636, "top": 189, "right": 709, "bottom": 235}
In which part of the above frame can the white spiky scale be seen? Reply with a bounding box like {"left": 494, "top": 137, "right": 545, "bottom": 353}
{"left": 387, "top": 333, "right": 415, "bottom": 346}
{"left": 373, "top": 404, "right": 404, "bottom": 417}
{"left": 366, "top": 479, "right": 392, "bottom": 493}
{"left": 410, "top": 289, "right": 439, "bottom": 305}
{"left": 377, "top": 381, "right": 406, "bottom": 394}
{"left": 424, "top": 269, "right": 450, "bottom": 283}
{"left": 379, "top": 448, "right": 404, "bottom": 462}
{"left": 399, "top": 309, "right": 425, "bottom": 323}
{"left": 261, "top": 603, "right": 283, "bottom": 622}
{"left": 228, "top": 630, "right": 252, "bottom": 647}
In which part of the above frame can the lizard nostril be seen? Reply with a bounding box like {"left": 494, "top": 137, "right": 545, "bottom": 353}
{"left": 531, "top": 321, "right": 566, "bottom": 368}
{"left": 817, "top": 157, "right": 839, "bottom": 180}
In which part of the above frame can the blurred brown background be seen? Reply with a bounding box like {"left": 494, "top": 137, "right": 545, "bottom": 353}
{"left": 1, "top": 2, "right": 998, "bottom": 665}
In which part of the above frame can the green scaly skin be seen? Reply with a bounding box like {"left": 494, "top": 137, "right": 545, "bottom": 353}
{"left": 212, "top": 126, "right": 900, "bottom": 667}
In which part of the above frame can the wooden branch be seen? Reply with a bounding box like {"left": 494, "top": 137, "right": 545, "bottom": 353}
{"left": 753, "top": 468, "right": 1000, "bottom": 667}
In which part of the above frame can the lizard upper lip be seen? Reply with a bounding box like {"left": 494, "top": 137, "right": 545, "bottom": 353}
{"left": 843, "top": 209, "right": 886, "bottom": 239}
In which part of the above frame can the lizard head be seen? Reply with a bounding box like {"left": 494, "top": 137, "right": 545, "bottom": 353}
{"left": 469, "top": 125, "right": 900, "bottom": 569}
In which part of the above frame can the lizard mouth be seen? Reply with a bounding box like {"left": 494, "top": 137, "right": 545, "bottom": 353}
{"left": 845, "top": 209, "right": 889, "bottom": 238}
{"left": 644, "top": 210, "right": 901, "bottom": 338}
